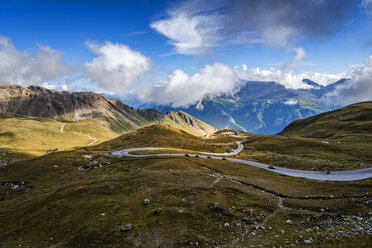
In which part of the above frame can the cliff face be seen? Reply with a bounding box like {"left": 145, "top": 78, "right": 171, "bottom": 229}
{"left": 0, "top": 83, "right": 216, "bottom": 136}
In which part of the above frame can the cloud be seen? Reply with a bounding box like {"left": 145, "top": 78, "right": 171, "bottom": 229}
{"left": 40, "top": 82, "right": 72, "bottom": 92}
{"left": 138, "top": 47, "right": 346, "bottom": 109}
{"left": 237, "top": 47, "right": 347, "bottom": 89}
{"left": 0, "top": 35, "right": 73, "bottom": 85}
{"left": 41, "top": 82, "right": 57, "bottom": 90}
{"left": 238, "top": 47, "right": 311, "bottom": 89}
{"left": 322, "top": 55, "right": 372, "bottom": 106}
{"left": 151, "top": 0, "right": 353, "bottom": 54}
{"left": 238, "top": 67, "right": 312, "bottom": 89}
{"left": 137, "top": 62, "right": 237, "bottom": 109}
{"left": 283, "top": 99, "right": 298, "bottom": 105}
{"left": 84, "top": 41, "right": 151, "bottom": 94}
{"left": 282, "top": 47, "right": 306, "bottom": 72}
{"left": 237, "top": 66, "right": 346, "bottom": 90}
{"left": 298, "top": 71, "right": 347, "bottom": 86}
{"left": 360, "top": 0, "right": 372, "bottom": 17}
{"left": 150, "top": 4, "right": 221, "bottom": 54}
{"left": 225, "top": 0, "right": 352, "bottom": 46}
{"left": 237, "top": 47, "right": 348, "bottom": 89}
{"left": 36, "top": 46, "right": 73, "bottom": 79}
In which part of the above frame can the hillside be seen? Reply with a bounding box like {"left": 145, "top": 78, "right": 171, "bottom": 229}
{"left": 0, "top": 83, "right": 215, "bottom": 137}
{"left": 0, "top": 82, "right": 165, "bottom": 132}
{"left": 151, "top": 79, "right": 344, "bottom": 134}
{"left": 0, "top": 83, "right": 216, "bottom": 161}
{"left": 279, "top": 101, "right": 372, "bottom": 138}
{"left": 241, "top": 101, "right": 371, "bottom": 171}
{"left": 0, "top": 114, "right": 118, "bottom": 162}
{"left": 0, "top": 124, "right": 371, "bottom": 247}
{"left": 165, "top": 110, "right": 216, "bottom": 137}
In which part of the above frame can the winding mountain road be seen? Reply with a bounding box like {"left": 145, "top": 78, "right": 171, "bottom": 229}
{"left": 109, "top": 140, "right": 372, "bottom": 182}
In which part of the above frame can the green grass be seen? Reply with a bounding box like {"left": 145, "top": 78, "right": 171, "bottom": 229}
{"left": 0, "top": 115, "right": 118, "bottom": 161}
{"left": 0, "top": 124, "right": 371, "bottom": 247}
{"left": 280, "top": 101, "right": 372, "bottom": 138}
{"left": 234, "top": 134, "right": 372, "bottom": 171}
{"left": 63, "top": 118, "right": 118, "bottom": 141}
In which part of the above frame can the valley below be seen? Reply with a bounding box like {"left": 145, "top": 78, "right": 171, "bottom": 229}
{"left": 0, "top": 85, "right": 371, "bottom": 247}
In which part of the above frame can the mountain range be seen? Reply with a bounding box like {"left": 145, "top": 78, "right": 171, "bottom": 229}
{"left": 147, "top": 79, "right": 346, "bottom": 134}
{"left": 0, "top": 82, "right": 216, "bottom": 137}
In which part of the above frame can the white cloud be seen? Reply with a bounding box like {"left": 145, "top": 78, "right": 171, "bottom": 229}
{"left": 135, "top": 45, "right": 348, "bottom": 110}
{"left": 237, "top": 66, "right": 345, "bottom": 90}
{"left": 237, "top": 47, "right": 345, "bottom": 89}
{"left": 360, "top": 0, "right": 372, "bottom": 17}
{"left": 41, "top": 82, "right": 56, "bottom": 90}
{"left": 283, "top": 99, "right": 298, "bottom": 105}
{"left": 84, "top": 41, "right": 151, "bottom": 94}
{"left": 138, "top": 62, "right": 237, "bottom": 109}
{"left": 36, "top": 46, "right": 73, "bottom": 80}
{"left": 0, "top": 35, "right": 72, "bottom": 85}
{"left": 282, "top": 47, "right": 306, "bottom": 72}
{"left": 150, "top": 8, "right": 220, "bottom": 54}
{"left": 322, "top": 55, "right": 372, "bottom": 106}
{"left": 151, "top": 1, "right": 352, "bottom": 54}
{"left": 238, "top": 67, "right": 311, "bottom": 89}
{"left": 298, "top": 71, "right": 347, "bottom": 86}
{"left": 238, "top": 48, "right": 310, "bottom": 89}
{"left": 40, "top": 82, "right": 73, "bottom": 92}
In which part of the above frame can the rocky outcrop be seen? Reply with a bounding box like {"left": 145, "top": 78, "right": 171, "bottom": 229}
{"left": 166, "top": 110, "right": 217, "bottom": 136}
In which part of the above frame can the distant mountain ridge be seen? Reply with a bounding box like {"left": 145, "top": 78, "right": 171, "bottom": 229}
{"left": 0, "top": 83, "right": 216, "bottom": 136}
{"left": 147, "top": 79, "right": 346, "bottom": 134}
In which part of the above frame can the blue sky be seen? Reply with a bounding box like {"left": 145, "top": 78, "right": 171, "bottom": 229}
{"left": 0, "top": 0, "right": 372, "bottom": 107}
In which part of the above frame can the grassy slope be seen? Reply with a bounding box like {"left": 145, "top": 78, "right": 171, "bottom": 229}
{"left": 62, "top": 119, "right": 118, "bottom": 141}
{"left": 0, "top": 111, "right": 217, "bottom": 163}
{"left": 0, "top": 115, "right": 118, "bottom": 161}
{"left": 235, "top": 134, "right": 372, "bottom": 171}
{"left": 0, "top": 125, "right": 371, "bottom": 247}
{"left": 279, "top": 101, "right": 372, "bottom": 138}
{"left": 248, "top": 101, "right": 372, "bottom": 171}
{"left": 212, "top": 128, "right": 371, "bottom": 171}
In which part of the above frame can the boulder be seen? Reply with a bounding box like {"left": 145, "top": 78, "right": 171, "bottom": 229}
{"left": 119, "top": 224, "right": 133, "bottom": 232}
{"left": 153, "top": 208, "right": 162, "bottom": 214}
{"left": 143, "top": 199, "right": 151, "bottom": 205}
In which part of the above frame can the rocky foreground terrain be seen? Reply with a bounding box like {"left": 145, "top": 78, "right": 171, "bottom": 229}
{"left": 0, "top": 124, "right": 371, "bottom": 247}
